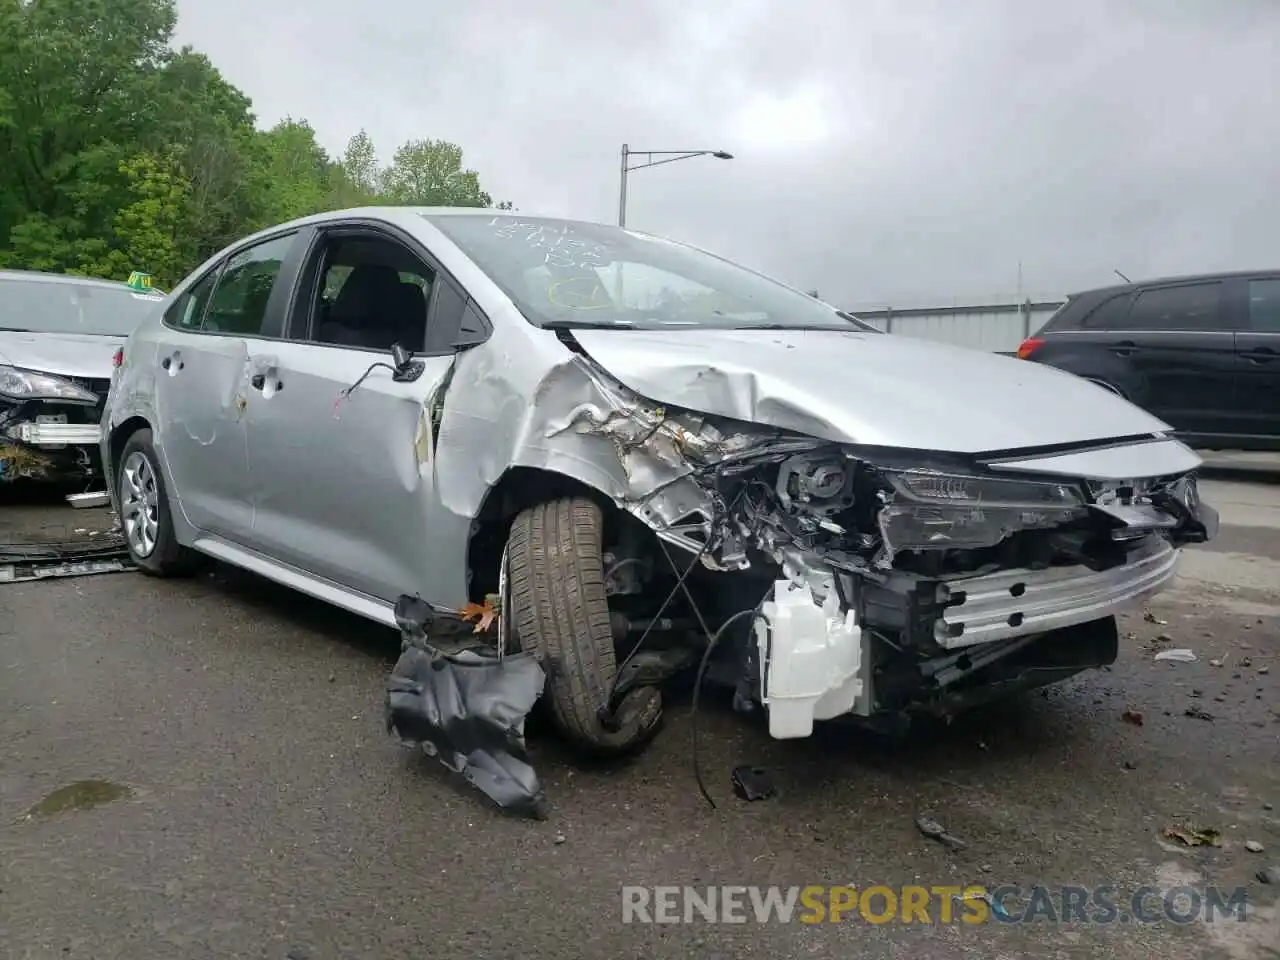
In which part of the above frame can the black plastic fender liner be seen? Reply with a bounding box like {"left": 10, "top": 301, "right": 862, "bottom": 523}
{"left": 385, "top": 595, "right": 548, "bottom": 818}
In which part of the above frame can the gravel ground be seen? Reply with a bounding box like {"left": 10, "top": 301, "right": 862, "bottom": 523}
{"left": 1, "top": 478, "right": 1277, "bottom": 959}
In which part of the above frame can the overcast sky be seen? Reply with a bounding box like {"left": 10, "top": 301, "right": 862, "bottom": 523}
{"left": 174, "top": 0, "right": 1278, "bottom": 307}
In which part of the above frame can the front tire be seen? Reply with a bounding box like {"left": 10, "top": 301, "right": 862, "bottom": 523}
{"left": 116, "top": 429, "right": 201, "bottom": 576}
{"left": 506, "top": 497, "right": 662, "bottom": 754}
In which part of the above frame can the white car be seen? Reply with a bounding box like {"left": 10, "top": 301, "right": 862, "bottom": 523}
{"left": 101, "top": 208, "right": 1218, "bottom": 765}
{"left": 0, "top": 269, "right": 164, "bottom": 502}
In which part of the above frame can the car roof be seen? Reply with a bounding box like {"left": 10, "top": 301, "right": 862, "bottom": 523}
{"left": 0, "top": 268, "right": 152, "bottom": 293}
{"left": 237, "top": 206, "right": 626, "bottom": 244}
{"left": 1068, "top": 268, "right": 1280, "bottom": 300}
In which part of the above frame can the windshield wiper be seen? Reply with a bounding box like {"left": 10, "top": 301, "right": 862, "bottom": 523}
{"left": 0, "top": 326, "right": 32, "bottom": 333}
{"left": 539, "top": 318, "right": 639, "bottom": 330}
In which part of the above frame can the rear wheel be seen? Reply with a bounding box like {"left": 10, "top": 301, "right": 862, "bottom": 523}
{"left": 116, "top": 429, "right": 202, "bottom": 576}
{"left": 506, "top": 497, "right": 662, "bottom": 754}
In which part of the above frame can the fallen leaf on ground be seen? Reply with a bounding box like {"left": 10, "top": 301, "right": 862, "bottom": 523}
{"left": 1164, "top": 824, "right": 1222, "bottom": 847}
{"left": 1122, "top": 709, "right": 1144, "bottom": 726}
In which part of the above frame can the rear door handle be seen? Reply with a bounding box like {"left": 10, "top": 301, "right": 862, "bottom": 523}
{"left": 1241, "top": 346, "right": 1279, "bottom": 363}
{"left": 1109, "top": 340, "right": 1138, "bottom": 357}
{"left": 249, "top": 371, "right": 283, "bottom": 394}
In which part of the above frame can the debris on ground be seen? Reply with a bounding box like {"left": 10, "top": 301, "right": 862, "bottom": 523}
{"left": 1258, "top": 866, "right": 1280, "bottom": 885}
{"left": 1163, "top": 824, "right": 1222, "bottom": 847}
{"left": 1184, "top": 706, "right": 1215, "bottom": 722}
{"left": 951, "top": 888, "right": 1009, "bottom": 920}
{"left": 1121, "top": 709, "right": 1144, "bottom": 726}
{"left": 916, "top": 815, "right": 967, "bottom": 851}
{"left": 730, "top": 766, "right": 776, "bottom": 801}
{"left": 1123, "top": 760, "right": 1139, "bottom": 770}
{"left": 1143, "top": 610, "right": 1168, "bottom": 625}
{"left": 1209, "top": 657, "right": 1225, "bottom": 668}
{"left": 1, "top": 536, "right": 133, "bottom": 584}
{"left": 1155, "top": 649, "right": 1197, "bottom": 663}
{"left": 1155, "top": 632, "right": 1174, "bottom": 643}
{"left": 1245, "top": 840, "right": 1265, "bottom": 853}
{"left": 384, "top": 594, "right": 546, "bottom": 818}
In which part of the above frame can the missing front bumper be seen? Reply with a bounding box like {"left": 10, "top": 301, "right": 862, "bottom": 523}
{"left": 934, "top": 536, "right": 1178, "bottom": 649}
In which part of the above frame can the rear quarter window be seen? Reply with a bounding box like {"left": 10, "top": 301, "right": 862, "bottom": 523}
{"left": 1077, "top": 292, "right": 1134, "bottom": 329}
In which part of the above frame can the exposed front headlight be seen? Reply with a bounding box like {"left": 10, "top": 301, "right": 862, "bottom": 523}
{"left": 0, "top": 365, "right": 98, "bottom": 403}
{"left": 878, "top": 468, "right": 1086, "bottom": 554}
{"left": 883, "top": 469, "right": 1084, "bottom": 509}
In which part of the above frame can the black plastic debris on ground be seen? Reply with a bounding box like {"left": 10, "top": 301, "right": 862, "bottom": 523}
{"left": 731, "top": 766, "right": 776, "bottom": 801}
{"left": 384, "top": 594, "right": 547, "bottom": 818}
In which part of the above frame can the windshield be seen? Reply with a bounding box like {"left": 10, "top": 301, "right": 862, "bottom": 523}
{"left": 0, "top": 276, "right": 165, "bottom": 336}
{"left": 423, "top": 214, "right": 880, "bottom": 332}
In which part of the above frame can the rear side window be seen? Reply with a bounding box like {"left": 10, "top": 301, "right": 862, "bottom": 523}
{"left": 1078, "top": 292, "right": 1133, "bottom": 329}
{"left": 202, "top": 233, "right": 295, "bottom": 336}
{"left": 1247, "top": 278, "right": 1280, "bottom": 332}
{"left": 1125, "top": 282, "right": 1222, "bottom": 331}
{"left": 164, "top": 269, "right": 220, "bottom": 330}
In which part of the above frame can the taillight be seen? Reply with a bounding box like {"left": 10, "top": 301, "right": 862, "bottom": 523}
{"left": 1015, "top": 337, "right": 1044, "bottom": 360}
{"left": 112, "top": 347, "right": 124, "bottom": 368}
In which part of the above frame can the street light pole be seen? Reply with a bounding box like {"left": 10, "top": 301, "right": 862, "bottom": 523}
{"left": 617, "top": 143, "right": 734, "bottom": 227}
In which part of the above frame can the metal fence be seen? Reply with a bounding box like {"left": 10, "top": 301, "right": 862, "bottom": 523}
{"left": 846, "top": 299, "right": 1067, "bottom": 354}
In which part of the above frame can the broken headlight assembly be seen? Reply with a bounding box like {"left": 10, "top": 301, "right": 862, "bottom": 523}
{"left": 0, "top": 365, "right": 98, "bottom": 403}
{"left": 877, "top": 469, "right": 1087, "bottom": 552}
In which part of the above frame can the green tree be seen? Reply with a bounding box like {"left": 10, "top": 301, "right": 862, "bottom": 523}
{"left": 0, "top": 0, "right": 177, "bottom": 272}
{"left": 254, "top": 118, "right": 335, "bottom": 224}
{"left": 0, "top": 0, "right": 509, "bottom": 281}
{"left": 334, "top": 129, "right": 379, "bottom": 205}
{"left": 380, "top": 138, "right": 493, "bottom": 207}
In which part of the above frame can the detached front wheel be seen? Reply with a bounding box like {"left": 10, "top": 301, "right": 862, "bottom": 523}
{"left": 506, "top": 497, "right": 662, "bottom": 754}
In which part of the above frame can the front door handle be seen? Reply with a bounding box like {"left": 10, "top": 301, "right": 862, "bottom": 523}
{"left": 1110, "top": 340, "right": 1138, "bottom": 357}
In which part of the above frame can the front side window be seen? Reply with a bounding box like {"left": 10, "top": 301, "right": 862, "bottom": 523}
{"left": 1125, "top": 282, "right": 1222, "bottom": 332}
{"left": 201, "top": 233, "right": 295, "bottom": 336}
{"left": 1247, "top": 278, "right": 1280, "bottom": 332}
{"left": 0, "top": 276, "right": 165, "bottom": 336}
{"left": 305, "top": 236, "right": 435, "bottom": 352}
{"left": 422, "top": 213, "right": 877, "bottom": 332}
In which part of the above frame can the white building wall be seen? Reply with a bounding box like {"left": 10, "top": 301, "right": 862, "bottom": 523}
{"left": 846, "top": 299, "right": 1066, "bottom": 353}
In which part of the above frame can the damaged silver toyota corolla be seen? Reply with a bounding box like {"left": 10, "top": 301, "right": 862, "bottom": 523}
{"left": 102, "top": 208, "right": 1217, "bottom": 785}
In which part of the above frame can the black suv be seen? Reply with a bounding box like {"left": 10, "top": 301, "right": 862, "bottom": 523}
{"left": 1018, "top": 270, "right": 1280, "bottom": 450}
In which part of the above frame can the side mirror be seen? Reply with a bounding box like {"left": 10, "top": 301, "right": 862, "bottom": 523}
{"left": 390, "top": 342, "right": 426, "bottom": 383}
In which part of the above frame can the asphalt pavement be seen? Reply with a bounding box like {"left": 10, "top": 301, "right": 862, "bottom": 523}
{"left": 1, "top": 478, "right": 1278, "bottom": 960}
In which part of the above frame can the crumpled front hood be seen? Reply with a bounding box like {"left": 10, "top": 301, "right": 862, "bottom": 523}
{"left": 0, "top": 331, "right": 122, "bottom": 380}
{"left": 568, "top": 327, "right": 1172, "bottom": 455}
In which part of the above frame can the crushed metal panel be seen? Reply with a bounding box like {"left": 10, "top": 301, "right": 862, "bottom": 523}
{"left": 0, "top": 557, "right": 132, "bottom": 583}
{"left": 384, "top": 594, "right": 547, "bottom": 817}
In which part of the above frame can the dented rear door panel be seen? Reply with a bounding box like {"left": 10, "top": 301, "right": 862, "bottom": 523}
{"left": 152, "top": 327, "right": 253, "bottom": 539}
{"left": 242, "top": 340, "right": 457, "bottom": 604}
